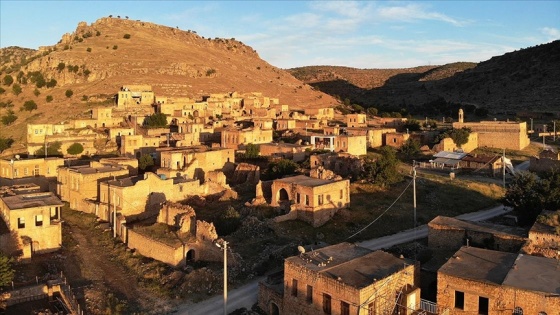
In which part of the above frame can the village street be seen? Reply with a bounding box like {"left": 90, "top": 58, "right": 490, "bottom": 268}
{"left": 177, "top": 204, "right": 512, "bottom": 315}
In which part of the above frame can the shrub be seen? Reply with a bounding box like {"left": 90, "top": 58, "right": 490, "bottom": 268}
{"left": 65, "top": 89, "right": 74, "bottom": 98}
{"left": 64, "top": 45, "right": 69, "bottom": 50}
{"left": 83, "top": 69, "right": 91, "bottom": 76}
{"left": 12, "top": 84, "right": 22, "bottom": 96}
{"left": 113, "top": 45, "right": 118, "bottom": 50}
{"left": 2, "top": 75, "right": 13, "bottom": 86}
{"left": 86, "top": 47, "right": 92, "bottom": 52}
{"left": 0, "top": 87, "right": 5, "bottom": 94}
{"left": 123, "top": 34, "right": 131, "bottom": 39}
{"left": 23, "top": 100, "right": 38, "bottom": 111}
{"left": 46, "top": 78, "right": 57, "bottom": 88}
{"left": 46, "top": 95, "right": 53, "bottom": 102}
{"left": 0, "top": 137, "right": 14, "bottom": 153}
{"left": 206, "top": 68, "right": 216, "bottom": 76}
{"left": 67, "top": 143, "right": 84, "bottom": 156}
{"left": 96, "top": 30, "right": 101, "bottom": 36}
{"left": 33, "top": 88, "right": 40, "bottom": 97}
{"left": 82, "top": 95, "right": 88, "bottom": 101}
{"left": 1, "top": 110, "right": 17, "bottom": 125}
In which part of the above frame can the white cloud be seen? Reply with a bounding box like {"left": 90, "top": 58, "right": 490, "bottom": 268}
{"left": 377, "top": 3, "right": 470, "bottom": 26}
{"left": 541, "top": 27, "right": 560, "bottom": 42}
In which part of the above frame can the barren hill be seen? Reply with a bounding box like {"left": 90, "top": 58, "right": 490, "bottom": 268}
{"left": 0, "top": 17, "right": 337, "bottom": 145}
{"left": 290, "top": 41, "right": 560, "bottom": 117}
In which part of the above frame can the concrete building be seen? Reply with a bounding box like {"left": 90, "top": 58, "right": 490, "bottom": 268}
{"left": 259, "top": 242, "right": 421, "bottom": 315}
{"left": 0, "top": 157, "right": 64, "bottom": 181}
{"left": 0, "top": 191, "right": 63, "bottom": 259}
{"left": 437, "top": 246, "right": 560, "bottom": 315}
{"left": 270, "top": 175, "right": 350, "bottom": 227}
{"left": 116, "top": 85, "right": 155, "bottom": 109}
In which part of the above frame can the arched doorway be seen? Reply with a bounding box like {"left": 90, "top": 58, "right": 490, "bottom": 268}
{"left": 278, "top": 188, "right": 289, "bottom": 203}
{"left": 269, "top": 302, "right": 279, "bottom": 315}
{"left": 186, "top": 249, "right": 195, "bottom": 261}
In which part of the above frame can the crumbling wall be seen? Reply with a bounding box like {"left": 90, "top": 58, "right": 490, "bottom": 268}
{"left": 231, "top": 163, "right": 260, "bottom": 185}
{"left": 158, "top": 202, "right": 196, "bottom": 233}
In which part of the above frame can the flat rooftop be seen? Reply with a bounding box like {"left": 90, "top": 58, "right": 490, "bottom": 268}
{"left": 439, "top": 246, "right": 560, "bottom": 294}
{"left": 286, "top": 243, "right": 411, "bottom": 289}
{"left": 429, "top": 216, "right": 527, "bottom": 239}
{"left": 1, "top": 192, "right": 63, "bottom": 210}
{"left": 274, "top": 175, "right": 341, "bottom": 187}
{"left": 68, "top": 164, "right": 124, "bottom": 175}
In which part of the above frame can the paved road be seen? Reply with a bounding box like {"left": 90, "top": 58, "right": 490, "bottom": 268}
{"left": 178, "top": 205, "right": 510, "bottom": 314}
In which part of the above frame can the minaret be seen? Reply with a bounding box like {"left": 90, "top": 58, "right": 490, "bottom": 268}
{"left": 458, "top": 108, "right": 464, "bottom": 123}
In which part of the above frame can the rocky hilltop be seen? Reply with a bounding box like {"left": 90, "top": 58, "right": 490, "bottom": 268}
{"left": 0, "top": 17, "right": 337, "bottom": 143}
{"left": 290, "top": 41, "right": 560, "bottom": 117}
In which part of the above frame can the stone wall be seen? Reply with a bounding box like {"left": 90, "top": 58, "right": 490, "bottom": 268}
{"left": 437, "top": 272, "right": 560, "bottom": 315}
{"left": 127, "top": 229, "right": 187, "bottom": 267}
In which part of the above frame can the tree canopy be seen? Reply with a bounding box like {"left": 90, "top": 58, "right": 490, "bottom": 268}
{"left": 138, "top": 154, "right": 154, "bottom": 171}
{"left": 265, "top": 159, "right": 298, "bottom": 180}
{"left": 360, "top": 146, "right": 403, "bottom": 187}
{"left": 504, "top": 171, "right": 560, "bottom": 225}
{"left": 144, "top": 113, "right": 168, "bottom": 128}
{"left": 23, "top": 100, "right": 38, "bottom": 112}
{"left": 34, "top": 141, "right": 63, "bottom": 157}
{"left": 244, "top": 143, "right": 259, "bottom": 158}
{"left": 0, "top": 254, "right": 14, "bottom": 287}
{"left": 67, "top": 143, "right": 84, "bottom": 156}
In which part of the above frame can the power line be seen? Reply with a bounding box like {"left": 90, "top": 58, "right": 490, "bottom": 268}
{"left": 345, "top": 179, "right": 413, "bottom": 241}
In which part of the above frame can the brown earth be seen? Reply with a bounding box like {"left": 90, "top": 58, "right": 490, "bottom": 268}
{"left": 0, "top": 16, "right": 338, "bottom": 145}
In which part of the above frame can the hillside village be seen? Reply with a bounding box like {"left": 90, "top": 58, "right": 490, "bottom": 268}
{"left": 0, "top": 79, "right": 559, "bottom": 315}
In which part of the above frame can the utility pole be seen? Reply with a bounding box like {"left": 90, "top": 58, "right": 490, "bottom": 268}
{"left": 502, "top": 149, "right": 506, "bottom": 189}
{"left": 113, "top": 187, "right": 117, "bottom": 238}
{"left": 554, "top": 120, "right": 556, "bottom": 142}
{"left": 216, "top": 240, "right": 228, "bottom": 315}
{"left": 413, "top": 161, "right": 417, "bottom": 258}
{"left": 543, "top": 124, "right": 547, "bottom": 146}
{"left": 530, "top": 118, "right": 533, "bottom": 133}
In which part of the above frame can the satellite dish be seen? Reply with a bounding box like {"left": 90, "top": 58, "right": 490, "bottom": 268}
{"left": 297, "top": 246, "right": 306, "bottom": 254}
{"left": 15, "top": 155, "right": 20, "bottom": 160}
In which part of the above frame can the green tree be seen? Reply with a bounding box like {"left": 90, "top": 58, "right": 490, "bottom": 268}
{"left": 215, "top": 206, "right": 241, "bottom": 235}
{"left": 33, "top": 88, "right": 40, "bottom": 97}
{"left": 244, "top": 143, "right": 259, "bottom": 158}
{"left": 0, "top": 87, "right": 5, "bottom": 94}
{"left": 0, "top": 137, "right": 14, "bottom": 153}
{"left": 67, "top": 143, "right": 84, "bottom": 156}
{"left": 46, "top": 78, "right": 57, "bottom": 88}
{"left": 3, "top": 75, "right": 13, "bottom": 86}
{"left": 34, "top": 141, "right": 62, "bottom": 157}
{"left": 138, "top": 154, "right": 154, "bottom": 171}
{"left": 0, "top": 254, "right": 15, "bottom": 287}
{"left": 12, "top": 84, "right": 22, "bottom": 96}
{"left": 1, "top": 110, "right": 17, "bottom": 125}
{"left": 366, "top": 107, "right": 378, "bottom": 117}
{"left": 266, "top": 159, "right": 298, "bottom": 180}
{"left": 46, "top": 95, "right": 53, "bottom": 102}
{"left": 57, "top": 62, "right": 66, "bottom": 72}
{"left": 65, "top": 89, "right": 74, "bottom": 98}
{"left": 123, "top": 34, "right": 131, "bottom": 39}
{"left": 360, "top": 146, "right": 402, "bottom": 187}
{"left": 143, "top": 112, "right": 168, "bottom": 127}
{"left": 23, "top": 100, "right": 38, "bottom": 111}
{"left": 448, "top": 127, "right": 471, "bottom": 147}
{"left": 403, "top": 119, "right": 421, "bottom": 132}
{"left": 504, "top": 171, "right": 547, "bottom": 225}
{"left": 400, "top": 138, "right": 421, "bottom": 159}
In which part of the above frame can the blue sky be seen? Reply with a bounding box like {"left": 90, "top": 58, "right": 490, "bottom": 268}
{"left": 1, "top": 1, "right": 559, "bottom": 68}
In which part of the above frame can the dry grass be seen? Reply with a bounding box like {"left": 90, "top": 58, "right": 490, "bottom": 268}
{"left": 472, "top": 142, "right": 542, "bottom": 163}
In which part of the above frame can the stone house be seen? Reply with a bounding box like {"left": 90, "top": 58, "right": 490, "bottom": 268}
{"left": 156, "top": 146, "right": 234, "bottom": 181}
{"left": 275, "top": 119, "right": 296, "bottom": 131}
{"left": 428, "top": 216, "right": 527, "bottom": 253}
{"left": 458, "top": 154, "right": 502, "bottom": 176}
{"left": 346, "top": 114, "right": 367, "bottom": 128}
{"left": 310, "top": 152, "right": 362, "bottom": 179}
{"left": 258, "top": 242, "right": 420, "bottom": 315}
{"left": 384, "top": 132, "right": 410, "bottom": 149}
{"left": 437, "top": 246, "right": 560, "bottom": 315}
{"left": 125, "top": 202, "right": 219, "bottom": 267}
{"left": 525, "top": 210, "right": 560, "bottom": 258}
{"left": 57, "top": 162, "right": 130, "bottom": 212}
{"left": 116, "top": 85, "right": 155, "bottom": 109}
{"left": 0, "top": 191, "right": 62, "bottom": 259}
{"left": 221, "top": 126, "right": 274, "bottom": 150}
{"left": 0, "top": 157, "right": 64, "bottom": 183}
{"left": 259, "top": 143, "right": 312, "bottom": 162}
{"left": 270, "top": 175, "right": 350, "bottom": 227}
{"left": 120, "top": 134, "right": 162, "bottom": 157}
{"left": 432, "top": 132, "right": 479, "bottom": 153}
{"left": 310, "top": 135, "right": 367, "bottom": 156}
{"left": 347, "top": 127, "right": 396, "bottom": 148}
{"left": 304, "top": 107, "right": 334, "bottom": 120}
{"left": 368, "top": 117, "right": 408, "bottom": 128}
{"left": 452, "top": 112, "right": 530, "bottom": 150}
{"left": 26, "top": 124, "right": 99, "bottom": 157}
